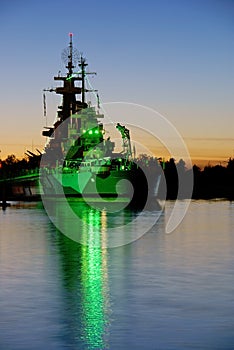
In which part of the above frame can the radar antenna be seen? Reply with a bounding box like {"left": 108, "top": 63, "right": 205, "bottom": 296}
{"left": 61, "top": 33, "right": 79, "bottom": 75}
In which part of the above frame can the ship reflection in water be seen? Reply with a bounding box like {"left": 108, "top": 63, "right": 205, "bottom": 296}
{"left": 43, "top": 196, "right": 162, "bottom": 248}
{"left": 56, "top": 212, "right": 110, "bottom": 349}
{"left": 44, "top": 199, "right": 161, "bottom": 348}
{"left": 79, "top": 209, "right": 110, "bottom": 348}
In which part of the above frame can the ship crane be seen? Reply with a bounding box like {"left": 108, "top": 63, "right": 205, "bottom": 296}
{"left": 116, "top": 123, "right": 132, "bottom": 159}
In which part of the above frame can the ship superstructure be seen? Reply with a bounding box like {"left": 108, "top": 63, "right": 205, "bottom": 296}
{"left": 38, "top": 34, "right": 161, "bottom": 206}
{"left": 42, "top": 34, "right": 113, "bottom": 163}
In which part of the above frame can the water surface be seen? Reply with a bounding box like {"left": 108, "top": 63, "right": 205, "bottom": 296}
{"left": 0, "top": 200, "right": 234, "bottom": 349}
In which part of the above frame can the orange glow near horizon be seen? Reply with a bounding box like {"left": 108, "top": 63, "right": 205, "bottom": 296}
{"left": 0, "top": 108, "right": 233, "bottom": 169}
{"left": 0, "top": 138, "right": 44, "bottom": 161}
{"left": 0, "top": 136, "right": 232, "bottom": 169}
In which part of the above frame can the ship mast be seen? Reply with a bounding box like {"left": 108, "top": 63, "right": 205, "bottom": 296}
{"left": 53, "top": 33, "right": 84, "bottom": 123}
{"left": 42, "top": 34, "right": 97, "bottom": 139}
{"left": 67, "top": 32, "right": 74, "bottom": 76}
{"left": 79, "top": 56, "right": 87, "bottom": 104}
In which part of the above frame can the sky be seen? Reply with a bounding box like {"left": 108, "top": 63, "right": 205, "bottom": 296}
{"left": 0, "top": 0, "right": 233, "bottom": 166}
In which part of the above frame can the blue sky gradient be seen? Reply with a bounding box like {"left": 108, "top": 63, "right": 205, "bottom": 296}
{"left": 0, "top": 0, "right": 233, "bottom": 164}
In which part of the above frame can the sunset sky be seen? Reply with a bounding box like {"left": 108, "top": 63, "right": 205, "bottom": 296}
{"left": 0, "top": 0, "right": 233, "bottom": 166}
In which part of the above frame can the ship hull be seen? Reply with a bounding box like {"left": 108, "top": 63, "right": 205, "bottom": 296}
{"left": 40, "top": 167, "right": 161, "bottom": 208}
{"left": 1, "top": 167, "right": 161, "bottom": 209}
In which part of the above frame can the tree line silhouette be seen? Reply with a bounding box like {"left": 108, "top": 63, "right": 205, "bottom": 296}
{"left": 161, "top": 157, "right": 234, "bottom": 200}
{"left": 1, "top": 154, "right": 234, "bottom": 200}
{"left": 0, "top": 154, "right": 40, "bottom": 178}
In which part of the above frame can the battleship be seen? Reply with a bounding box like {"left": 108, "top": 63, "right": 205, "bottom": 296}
{"left": 1, "top": 34, "right": 161, "bottom": 208}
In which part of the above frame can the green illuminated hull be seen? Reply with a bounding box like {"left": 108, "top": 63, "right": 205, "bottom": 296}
{"left": 41, "top": 169, "right": 135, "bottom": 196}
{"left": 39, "top": 165, "right": 161, "bottom": 209}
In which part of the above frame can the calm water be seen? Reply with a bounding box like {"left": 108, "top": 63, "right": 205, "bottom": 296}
{"left": 0, "top": 200, "right": 234, "bottom": 349}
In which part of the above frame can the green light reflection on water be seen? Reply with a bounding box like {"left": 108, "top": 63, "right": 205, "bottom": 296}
{"left": 80, "top": 208, "right": 110, "bottom": 349}
{"left": 52, "top": 201, "right": 111, "bottom": 348}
